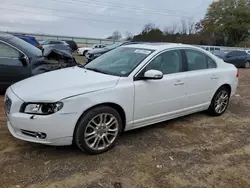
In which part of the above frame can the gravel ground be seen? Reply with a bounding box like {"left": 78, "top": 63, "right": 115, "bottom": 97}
{"left": 1, "top": 69, "right": 250, "bottom": 188}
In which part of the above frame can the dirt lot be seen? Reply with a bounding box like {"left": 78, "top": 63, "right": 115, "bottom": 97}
{"left": 1, "top": 69, "right": 250, "bottom": 188}
{"left": 73, "top": 52, "right": 86, "bottom": 64}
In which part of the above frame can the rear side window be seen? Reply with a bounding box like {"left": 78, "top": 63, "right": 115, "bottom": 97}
{"left": 0, "top": 42, "right": 19, "bottom": 58}
{"left": 185, "top": 49, "right": 216, "bottom": 71}
{"left": 207, "top": 57, "right": 217, "bottom": 68}
{"left": 237, "top": 51, "right": 247, "bottom": 56}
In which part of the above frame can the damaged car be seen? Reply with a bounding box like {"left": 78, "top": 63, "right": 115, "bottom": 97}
{"left": 0, "top": 32, "right": 78, "bottom": 91}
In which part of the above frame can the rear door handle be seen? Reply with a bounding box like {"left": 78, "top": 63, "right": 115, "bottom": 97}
{"left": 211, "top": 75, "right": 218, "bottom": 79}
{"left": 175, "top": 80, "right": 184, "bottom": 86}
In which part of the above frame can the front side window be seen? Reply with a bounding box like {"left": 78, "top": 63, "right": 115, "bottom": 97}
{"left": 145, "top": 50, "right": 182, "bottom": 75}
{"left": 185, "top": 49, "right": 210, "bottom": 71}
{"left": 0, "top": 42, "right": 19, "bottom": 58}
{"left": 84, "top": 47, "right": 154, "bottom": 76}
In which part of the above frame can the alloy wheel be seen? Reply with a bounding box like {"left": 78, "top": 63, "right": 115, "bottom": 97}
{"left": 245, "top": 62, "right": 250, "bottom": 68}
{"left": 214, "top": 90, "right": 229, "bottom": 114}
{"left": 84, "top": 113, "right": 119, "bottom": 151}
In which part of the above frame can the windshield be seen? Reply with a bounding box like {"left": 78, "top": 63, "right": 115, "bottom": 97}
{"left": 104, "top": 42, "right": 123, "bottom": 50}
{"left": 10, "top": 36, "right": 42, "bottom": 57}
{"left": 84, "top": 47, "right": 154, "bottom": 76}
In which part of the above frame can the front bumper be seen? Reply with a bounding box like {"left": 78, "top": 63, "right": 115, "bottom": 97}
{"left": 5, "top": 87, "right": 78, "bottom": 146}
{"left": 77, "top": 50, "right": 82, "bottom": 55}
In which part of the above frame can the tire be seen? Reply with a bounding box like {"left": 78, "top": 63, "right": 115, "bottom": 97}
{"left": 208, "top": 86, "right": 230, "bottom": 116}
{"left": 74, "top": 106, "right": 123, "bottom": 154}
{"left": 245, "top": 61, "right": 250, "bottom": 68}
{"left": 82, "top": 50, "right": 88, "bottom": 56}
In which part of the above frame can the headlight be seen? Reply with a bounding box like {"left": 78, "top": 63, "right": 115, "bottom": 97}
{"left": 21, "top": 102, "right": 63, "bottom": 115}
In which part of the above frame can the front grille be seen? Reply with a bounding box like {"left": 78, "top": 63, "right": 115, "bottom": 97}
{"left": 4, "top": 95, "right": 12, "bottom": 114}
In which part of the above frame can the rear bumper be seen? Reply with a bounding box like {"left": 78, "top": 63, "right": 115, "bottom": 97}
{"left": 231, "top": 79, "right": 238, "bottom": 96}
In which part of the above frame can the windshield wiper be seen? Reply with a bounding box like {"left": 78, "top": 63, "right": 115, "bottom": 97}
{"left": 85, "top": 67, "right": 108, "bottom": 75}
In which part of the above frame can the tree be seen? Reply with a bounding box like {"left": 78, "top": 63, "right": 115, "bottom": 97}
{"left": 163, "top": 23, "right": 178, "bottom": 34}
{"left": 112, "top": 30, "right": 122, "bottom": 40}
{"left": 203, "top": 0, "right": 250, "bottom": 46}
{"left": 142, "top": 23, "right": 156, "bottom": 33}
{"left": 124, "top": 31, "right": 133, "bottom": 41}
{"left": 106, "top": 30, "right": 122, "bottom": 40}
{"left": 179, "top": 19, "right": 187, "bottom": 35}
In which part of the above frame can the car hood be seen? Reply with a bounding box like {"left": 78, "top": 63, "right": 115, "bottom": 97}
{"left": 88, "top": 48, "right": 108, "bottom": 54}
{"left": 11, "top": 66, "right": 119, "bottom": 102}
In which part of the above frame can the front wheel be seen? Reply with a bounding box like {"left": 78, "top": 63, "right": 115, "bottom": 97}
{"left": 208, "top": 86, "right": 230, "bottom": 116}
{"left": 82, "top": 50, "right": 88, "bottom": 56}
{"left": 245, "top": 61, "right": 250, "bottom": 68}
{"left": 74, "top": 106, "right": 122, "bottom": 154}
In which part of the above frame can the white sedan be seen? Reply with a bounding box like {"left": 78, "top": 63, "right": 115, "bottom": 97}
{"left": 77, "top": 44, "right": 106, "bottom": 56}
{"left": 4, "top": 43, "right": 238, "bottom": 154}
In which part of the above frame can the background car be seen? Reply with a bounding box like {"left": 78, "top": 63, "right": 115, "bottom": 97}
{"left": 63, "top": 40, "right": 78, "bottom": 51}
{"left": 44, "top": 44, "right": 73, "bottom": 53}
{"left": 4, "top": 43, "right": 238, "bottom": 154}
{"left": 41, "top": 40, "right": 69, "bottom": 48}
{"left": 212, "top": 50, "right": 229, "bottom": 59}
{"left": 0, "top": 33, "right": 76, "bottom": 91}
{"left": 223, "top": 50, "right": 250, "bottom": 68}
{"left": 85, "top": 41, "right": 141, "bottom": 63}
{"left": 14, "top": 34, "right": 42, "bottom": 50}
{"left": 77, "top": 44, "right": 106, "bottom": 56}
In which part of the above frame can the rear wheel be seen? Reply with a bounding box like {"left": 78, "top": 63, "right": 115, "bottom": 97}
{"left": 74, "top": 106, "right": 122, "bottom": 154}
{"left": 245, "top": 61, "right": 250, "bottom": 68}
{"left": 208, "top": 86, "right": 230, "bottom": 116}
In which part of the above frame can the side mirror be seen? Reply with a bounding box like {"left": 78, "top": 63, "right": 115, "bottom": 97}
{"left": 144, "top": 70, "right": 163, "bottom": 80}
{"left": 19, "top": 53, "right": 28, "bottom": 67}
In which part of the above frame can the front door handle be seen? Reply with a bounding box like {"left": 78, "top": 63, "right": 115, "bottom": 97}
{"left": 175, "top": 80, "right": 184, "bottom": 86}
{"left": 211, "top": 75, "right": 218, "bottom": 79}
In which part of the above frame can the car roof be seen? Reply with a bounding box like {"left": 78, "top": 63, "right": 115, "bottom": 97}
{"left": 122, "top": 42, "right": 196, "bottom": 51}
{"left": 0, "top": 32, "right": 14, "bottom": 40}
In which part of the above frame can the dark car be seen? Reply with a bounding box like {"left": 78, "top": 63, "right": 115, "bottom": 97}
{"left": 223, "top": 50, "right": 250, "bottom": 68}
{"left": 43, "top": 44, "right": 73, "bottom": 54}
{"left": 63, "top": 40, "right": 78, "bottom": 51}
{"left": 212, "top": 50, "right": 229, "bottom": 59}
{"left": 85, "top": 41, "right": 141, "bottom": 63}
{"left": 0, "top": 33, "right": 77, "bottom": 91}
{"left": 14, "top": 34, "right": 42, "bottom": 50}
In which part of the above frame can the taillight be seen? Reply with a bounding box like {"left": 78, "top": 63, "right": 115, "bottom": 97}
{"left": 236, "top": 69, "right": 239, "bottom": 78}
{"left": 37, "top": 45, "right": 42, "bottom": 49}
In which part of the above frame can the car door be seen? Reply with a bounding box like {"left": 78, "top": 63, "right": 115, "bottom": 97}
{"left": 133, "top": 49, "right": 188, "bottom": 126}
{"left": 183, "top": 49, "right": 219, "bottom": 109}
{"left": 224, "top": 51, "right": 238, "bottom": 64}
{"left": 0, "top": 41, "right": 30, "bottom": 89}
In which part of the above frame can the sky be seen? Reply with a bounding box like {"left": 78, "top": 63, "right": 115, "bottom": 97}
{"left": 0, "top": 0, "right": 214, "bottom": 38}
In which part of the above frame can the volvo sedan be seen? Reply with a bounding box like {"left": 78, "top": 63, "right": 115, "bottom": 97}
{"left": 4, "top": 43, "right": 238, "bottom": 154}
